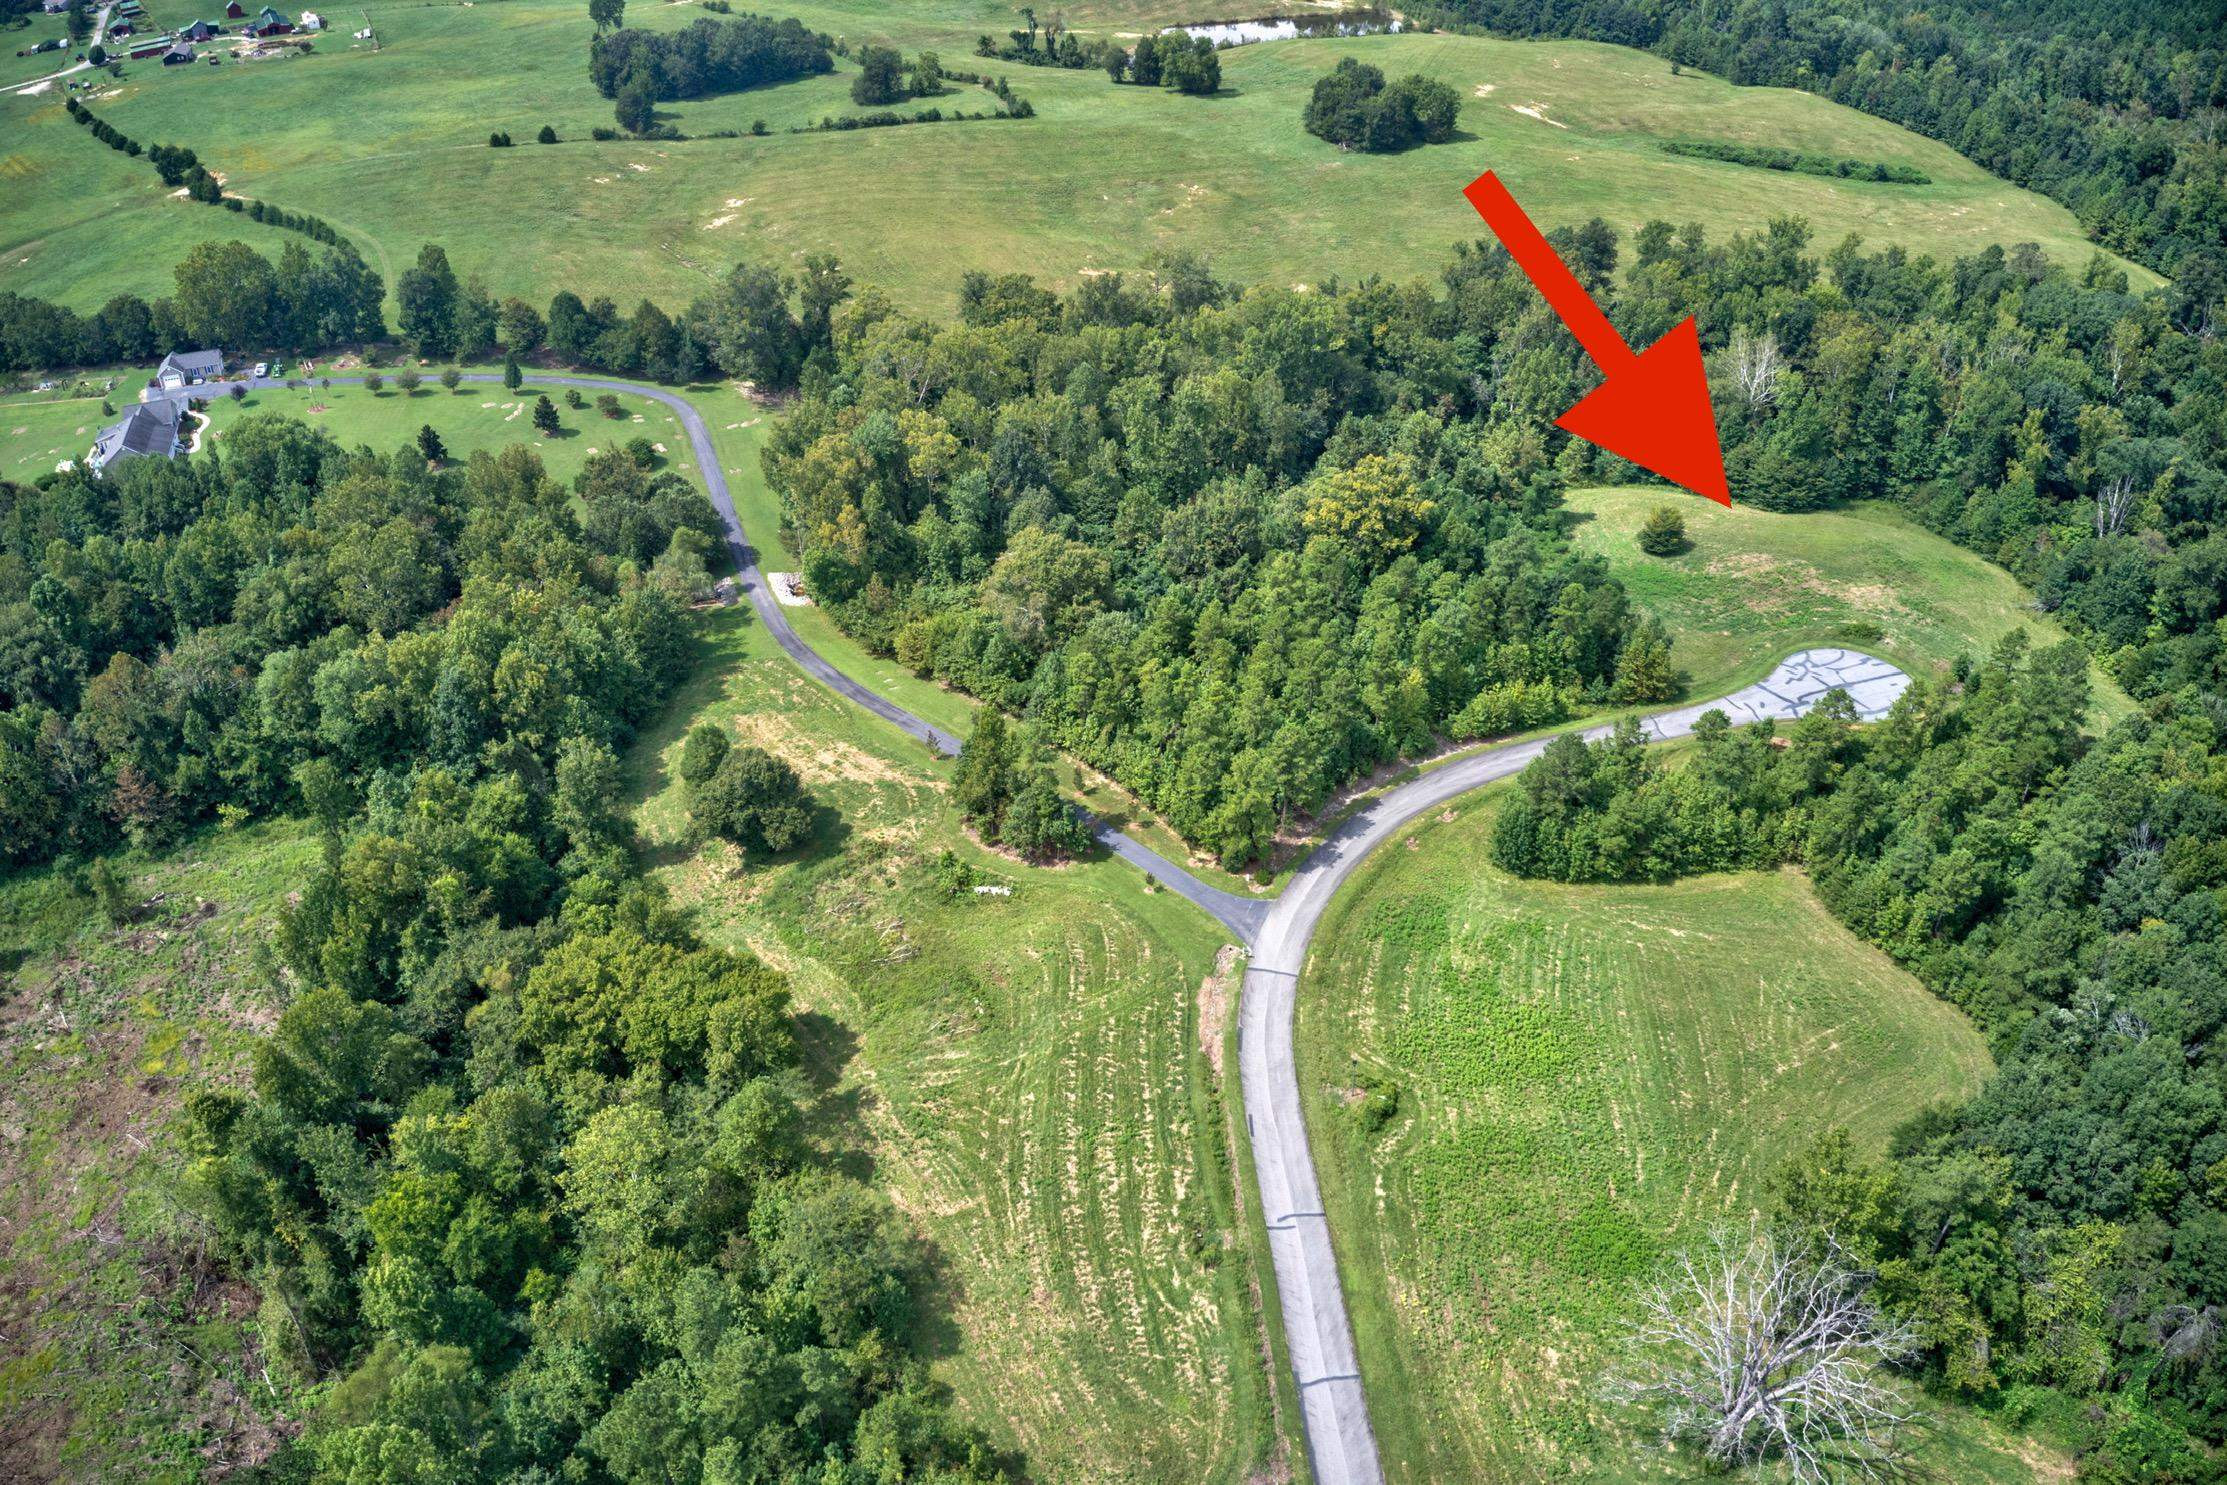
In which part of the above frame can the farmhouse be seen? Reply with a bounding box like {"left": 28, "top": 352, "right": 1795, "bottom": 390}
{"left": 298, "top": 9, "right": 321, "bottom": 28}
{"left": 154, "top": 348, "right": 224, "bottom": 391}
{"left": 242, "top": 5, "right": 290, "bottom": 35}
{"left": 163, "top": 41, "right": 195, "bottom": 62}
{"left": 179, "top": 19, "right": 218, "bottom": 40}
{"left": 88, "top": 398, "right": 184, "bottom": 476}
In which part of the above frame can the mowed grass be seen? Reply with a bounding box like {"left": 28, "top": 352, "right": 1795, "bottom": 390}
{"left": 1291, "top": 786, "right": 2059, "bottom": 1482}
{"left": 626, "top": 605, "right": 1302, "bottom": 1483}
{"left": 2, "top": 0, "right": 2144, "bottom": 319}
{"left": 196, "top": 373, "right": 698, "bottom": 487}
{"left": 1566, "top": 486, "right": 2136, "bottom": 720}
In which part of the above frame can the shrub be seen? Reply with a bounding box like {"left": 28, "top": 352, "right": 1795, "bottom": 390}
{"left": 362, "top": 371, "right": 384, "bottom": 393}
{"left": 537, "top": 124, "right": 558, "bottom": 144}
{"left": 690, "top": 745, "right": 814, "bottom": 854}
{"left": 394, "top": 367, "right": 422, "bottom": 394}
{"left": 1636, "top": 506, "right": 1689, "bottom": 556}
{"left": 564, "top": 386, "right": 585, "bottom": 409}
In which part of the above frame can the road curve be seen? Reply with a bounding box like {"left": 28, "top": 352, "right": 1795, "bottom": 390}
{"left": 184, "top": 374, "right": 1905, "bottom": 1482}
{"left": 176, "top": 371, "right": 1271, "bottom": 937}
{"left": 1239, "top": 647, "right": 1909, "bottom": 1484}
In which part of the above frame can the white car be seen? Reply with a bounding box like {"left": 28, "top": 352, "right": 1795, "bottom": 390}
{"left": 253, "top": 362, "right": 268, "bottom": 378}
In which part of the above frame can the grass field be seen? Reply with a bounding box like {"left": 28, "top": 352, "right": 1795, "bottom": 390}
{"left": 1567, "top": 486, "right": 2136, "bottom": 720}
{"left": 625, "top": 604, "right": 1302, "bottom": 1483}
{"left": 1, "top": 0, "right": 2144, "bottom": 320}
{"left": 1291, "top": 784, "right": 2060, "bottom": 1482}
{"left": 0, "top": 819, "right": 322, "bottom": 1478}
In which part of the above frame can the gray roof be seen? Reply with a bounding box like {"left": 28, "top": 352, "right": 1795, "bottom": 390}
{"left": 92, "top": 398, "right": 183, "bottom": 471}
{"left": 157, "top": 348, "right": 224, "bottom": 380}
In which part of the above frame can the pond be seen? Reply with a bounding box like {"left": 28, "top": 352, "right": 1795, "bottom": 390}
{"left": 1171, "top": 11, "right": 1405, "bottom": 47}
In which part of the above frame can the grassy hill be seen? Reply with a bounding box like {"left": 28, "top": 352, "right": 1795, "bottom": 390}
{"left": 1, "top": 0, "right": 2144, "bottom": 319}
{"left": 624, "top": 605, "right": 1302, "bottom": 1482}
{"left": 1293, "top": 786, "right": 2060, "bottom": 1482}
{"left": 1566, "top": 486, "right": 2136, "bottom": 722}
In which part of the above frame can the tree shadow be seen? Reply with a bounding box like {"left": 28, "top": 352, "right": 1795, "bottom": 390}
{"left": 792, "top": 1008, "right": 878, "bottom": 1184}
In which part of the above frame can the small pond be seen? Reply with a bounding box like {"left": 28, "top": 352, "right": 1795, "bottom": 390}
{"left": 1172, "top": 11, "right": 1405, "bottom": 47}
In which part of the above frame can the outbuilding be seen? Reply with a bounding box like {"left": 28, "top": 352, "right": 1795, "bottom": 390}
{"left": 163, "top": 41, "right": 195, "bottom": 62}
{"left": 179, "top": 19, "right": 218, "bottom": 40}
{"left": 153, "top": 348, "right": 225, "bottom": 391}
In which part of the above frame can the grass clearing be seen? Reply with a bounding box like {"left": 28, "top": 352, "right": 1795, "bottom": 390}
{"left": 1566, "top": 487, "right": 2135, "bottom": 721}
{"left": 0, "top": 818, "right": 322, "bottom": 1478}
{"left": 1, "top": 1, "right": 2142, "bottom": 319}
{"left": 1292, "top": 782, "right": 2056, "bottom": 1481}
{"left": 625, "top": 604, "right": 1293, "bottom": 1482}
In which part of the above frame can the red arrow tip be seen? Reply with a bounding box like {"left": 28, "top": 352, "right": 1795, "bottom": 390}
{"left": 1555, "top": 317, "right": 1730, "bottom": 505}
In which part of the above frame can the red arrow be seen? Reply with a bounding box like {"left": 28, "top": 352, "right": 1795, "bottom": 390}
{"left": 1462, "top": 171, "right": 1730, "bottom": 505}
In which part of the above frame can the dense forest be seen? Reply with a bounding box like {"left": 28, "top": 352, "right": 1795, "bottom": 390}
{"left": 0, "top": 418, "right": 723, "bottom": 864}
{"left": 1420, "top": 0, "right": 2227, "bottom": 281}
{"left": 764, "top": 259, "right": 1677, "bottom": 868}
{"left": 1494, "top": 637, "right": 2227, "bottom": 1479}
{"left": 0, "top": 412, "right": 1003, "bottom": 1479}
{"left": 767, "top": 202, "right": 2225, "bottom": 864}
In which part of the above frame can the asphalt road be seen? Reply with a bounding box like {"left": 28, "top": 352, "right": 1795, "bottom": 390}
{"left": 1237, "top": 648, "right": 1908, "bottom": 1482}
{"left": 176, "top": 374, "right": 1907, "bottom": 1483}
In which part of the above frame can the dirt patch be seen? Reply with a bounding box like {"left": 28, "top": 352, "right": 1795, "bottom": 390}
{"left": 1510, "top": 102, "right": 1568, "bottom": 128}
{"left": 1197, "top": 944, "right": 1240, "bottom": 1077}
{"left": 728, "top": 711, "right": 923, "bottom": 794}
{"left": 1473, "top": 82, "right": 1495, "bottom": 96}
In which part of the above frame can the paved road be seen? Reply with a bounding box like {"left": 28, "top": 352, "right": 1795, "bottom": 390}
{"left": 175, "top": 371, "right": 1272, "bottom": 935}
{"left": 1238, "top": 647, "right": 1908, "bottom": 1484}
{"left": 175, "top": 374, "right": 1906, "bottom": 1483}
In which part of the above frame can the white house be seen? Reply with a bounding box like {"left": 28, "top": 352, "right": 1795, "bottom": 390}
{"left": 298, "top": 9, "right": 322, "bottom": 27}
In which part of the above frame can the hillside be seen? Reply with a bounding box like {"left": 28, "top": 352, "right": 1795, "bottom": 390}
{"left": 1, "top": 1, "right": 2143, "bottom": 319}
{"left": 1293, "top": 786, "right": 2058, "bottom": 1481}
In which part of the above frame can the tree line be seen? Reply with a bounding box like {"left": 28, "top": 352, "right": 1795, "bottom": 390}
{"left": 67, "top": 99, "right": 352, "bottom": 244}
{"left": 1660, "top": 138, "right": 1931, "bottom": 185}
{"left": 1495, "top": 635, "right": 2227, "bottom": 1479}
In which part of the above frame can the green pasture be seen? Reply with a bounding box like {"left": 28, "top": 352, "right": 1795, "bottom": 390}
{"left": 624, "top": 603, "right": 1298, "bottom": 1481}
{"left": 1293, "top": 785, "right": 2057, "bottom": 1482}
{"left": 2, "top": 0, "right": 2144, "bottom": 320}
{"left": 1566, "top": 486, "right": 2136, "bottom": 720}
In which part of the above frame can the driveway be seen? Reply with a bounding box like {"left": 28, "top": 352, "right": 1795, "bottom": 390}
{"left": 170, "top": 371, "right": 1908, "bottom": 1484}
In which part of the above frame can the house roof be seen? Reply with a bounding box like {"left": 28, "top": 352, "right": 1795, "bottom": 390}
{"left": 92, "top": 399, "right": 182, "bottom": 468}
{"left": 165, "top": 41, "right": 195, "bottom": 57}
{"left": 157, "top": 348, "right": 225, "bottom": 380}
{"left": 255, "top": 5, "right": 284, "bottom": 20}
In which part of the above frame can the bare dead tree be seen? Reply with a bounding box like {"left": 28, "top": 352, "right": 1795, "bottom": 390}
{"left": 2094, "top": 473, "right": 2138, "bottom": 537}
{"left": 1726, "top": 324, "right": 1784, "bottom": 411}
{"left": 1610, "top": 1223, "right": 1921, "bottom": 1483}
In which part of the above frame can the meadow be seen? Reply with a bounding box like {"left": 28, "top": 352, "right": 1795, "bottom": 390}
{"left": 1, "top": 0, "right": 2143, "bottom": 321}
{"left": 624, "top": 604, "right": 1302, "bottom": 1481}
{"left": 1291, "top": 785, "right": 2059, "bottom": 1482}
{"left": 1566, "top": 486, "right": 2136, "bottom": 720}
